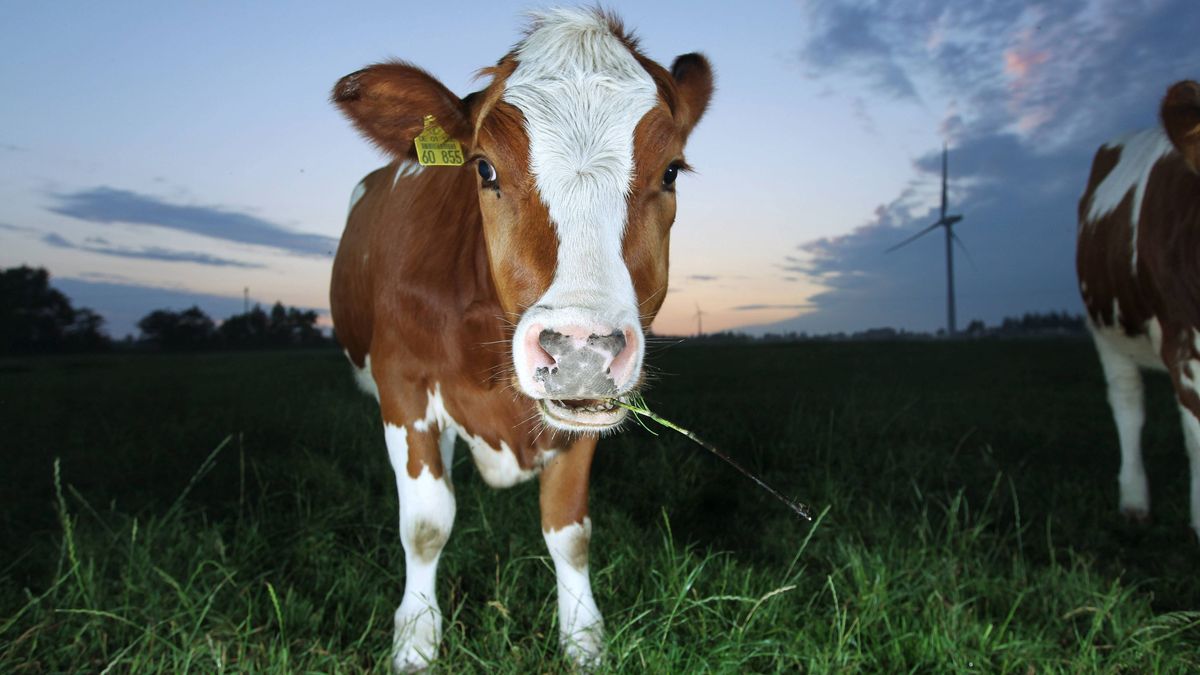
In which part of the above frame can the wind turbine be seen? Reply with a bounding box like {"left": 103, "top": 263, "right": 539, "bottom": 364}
{"left": 694, "top": 303, "right": 704, "bottom": 337}
{"left": 886, "top": 144, "right": 965, "bottom": 336}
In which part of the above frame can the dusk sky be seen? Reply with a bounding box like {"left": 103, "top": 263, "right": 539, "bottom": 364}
{"left": 3, "top": 1, "right": 1198, "bottom": 338}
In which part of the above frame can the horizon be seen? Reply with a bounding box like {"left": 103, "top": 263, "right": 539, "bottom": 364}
{"left": 3, "top": 1, "right": 1198, "bottom": 339}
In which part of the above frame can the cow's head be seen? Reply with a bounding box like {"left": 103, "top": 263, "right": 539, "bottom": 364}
{"left": 1162, "top": 79, "right": 1200, "bottom": 173}
{"left": 333, "top": 9, "right": 712, "bottom": 432}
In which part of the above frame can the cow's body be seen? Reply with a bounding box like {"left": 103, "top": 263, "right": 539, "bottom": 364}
{"left": 1077, "top": 80, "right": 1200, "bottom": 540}
{"left": 334, "top": 160, "right": 553, "bottom": 486}
{"left": 330, "top": 9, "right": 711, "bottom": 671}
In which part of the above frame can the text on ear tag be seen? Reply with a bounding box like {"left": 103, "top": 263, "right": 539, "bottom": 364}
{"left": 413, "top": 115, "right": 464, "bottom": 166}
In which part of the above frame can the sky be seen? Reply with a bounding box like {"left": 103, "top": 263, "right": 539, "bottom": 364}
{"left": 2, "top": 0, "right": 1197, "bottom": 338}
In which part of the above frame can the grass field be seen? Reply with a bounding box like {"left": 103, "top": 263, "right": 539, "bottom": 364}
{"left": 3, "top": 340, "right": 1200, "bottom": 672}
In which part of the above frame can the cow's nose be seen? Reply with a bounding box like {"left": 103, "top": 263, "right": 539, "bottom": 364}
{"left": 523, "top": 324, "right": 638, "bottom": 398}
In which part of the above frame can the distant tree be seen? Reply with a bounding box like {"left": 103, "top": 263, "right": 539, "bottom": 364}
{"left": 0, "top": 265, "right": 110, "bottom": 353}
{"left": 287, "top": 306, "right": 323, "bottom": 346}
{"left": 218, "top": 304, "right": 270, "bottom": 347}
{"left": 63, "top": 308, "right": 109, "bottom": 351}
{"left": 997, "top": 311, "right": 1086, "bottom": 336}
{"left": 217, "top": 302, "right": 324, "bottom": 349}
{"left": 269, "top": 302, "right": 322, "bottom": 346}
{"left": 137, "top": 306, "right": 215, "bottom": 349}
{"left": 268, "top": 302, "right": 291, "bottom": 346}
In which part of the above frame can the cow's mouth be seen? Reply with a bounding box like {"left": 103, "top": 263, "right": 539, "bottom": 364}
{"left": 538, "top": 397, "right": 627, "bottom": 430}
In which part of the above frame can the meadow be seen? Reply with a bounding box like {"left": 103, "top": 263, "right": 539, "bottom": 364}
{"left": 2, "top": 340, "right": 1199, "bottom": 672}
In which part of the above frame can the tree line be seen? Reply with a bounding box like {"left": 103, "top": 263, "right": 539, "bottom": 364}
{"left": 682, "top": 311, "right": 1088, "bottom": 344}
{"left": 1, "top": 265, "right": 332, "bottom": 354}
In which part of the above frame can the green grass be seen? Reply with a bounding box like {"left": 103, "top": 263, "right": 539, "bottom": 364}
{"left": 2, "top": 341, "right": 1199, "bottom": 672}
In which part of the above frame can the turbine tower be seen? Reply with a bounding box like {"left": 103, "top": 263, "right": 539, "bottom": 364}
{"left": 886, "top": 145, "right": 965, "bottom": 336}
{"left": 694, "top": 303, "right": 704, "bottom": 337}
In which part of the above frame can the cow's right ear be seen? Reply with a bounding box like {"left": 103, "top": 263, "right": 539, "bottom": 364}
{"left": 332, "top": 62, "right": 472, "bottom": 159}
{"left": 1161, "top": 80, "right": 1200, "bottom": 172}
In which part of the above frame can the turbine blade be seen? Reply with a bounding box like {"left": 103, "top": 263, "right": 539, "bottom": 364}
{"left": 951, "top": 230, "right": 977, "bottom": 271}
{"left": 885, "top": 221, "right": 942, "bottom": 253}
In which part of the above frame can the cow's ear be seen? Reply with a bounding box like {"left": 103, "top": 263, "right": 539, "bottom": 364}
{"left": 1161, "top": 80, "right": 1200, "bottom": 172}
{"left": 670, "top": 53, "right": 714, "bottom": 139}
{"left": 332, "top": 62, "right": 472, "bottom": 159}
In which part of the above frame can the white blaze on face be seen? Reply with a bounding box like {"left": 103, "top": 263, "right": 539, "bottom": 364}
{"left": 504, "top": 9, "right": 658, "bottom": 398}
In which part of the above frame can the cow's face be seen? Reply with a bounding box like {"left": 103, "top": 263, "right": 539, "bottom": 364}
{"left": 334, "top": 11, "right": 712, "bottom": 432}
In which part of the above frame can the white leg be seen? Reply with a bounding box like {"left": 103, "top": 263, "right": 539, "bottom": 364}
{"left": 1178, "top": 405, "right": 1200, "bottom": 542}
{"left": 385, "top": 423, "right": 456, "bottom": 673}
{"left": 1094, "top": 335, "right": 1149, "bottom": 520}
{"left": 438, "top": 426, "right": 456, "bottom": 480}
{"left": 544, "top": 518, "right": 604, "bottom": 667}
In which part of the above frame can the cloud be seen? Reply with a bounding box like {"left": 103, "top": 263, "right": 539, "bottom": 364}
{"left": 75, "top": 271, "right": 147, "bottom": 285}
{"left": 40, "top": 231, "right": 265, "bottom": 268}
{"left": 731, "top": 303, "right": 811, "bottom": 311}
{"left": 687, "top": 274, "right": 720, "bottom": 281}
{"left": 0, "top": 222, "right": 36, "bottom": 234}
{"left": 48, "top": 186, "right": 338, "bottom": 257}
{"left": 763, "top": 0, "right": 1200, "bottom": 334}
{"left": 798, "top": 3, "right": 921, "bottom": 100}
{"left": 41, "top": 233, "right": 72, "bottom": 247}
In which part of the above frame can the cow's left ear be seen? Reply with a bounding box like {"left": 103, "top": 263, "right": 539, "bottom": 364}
{"left": 332, "top": 61, "right": 473, "bottom": 159}
{"left": 670, "top": 53, "right": 714, "bottom": 139}
{"left": 1161, "top": 80, "right": 1200, "bottom": 172}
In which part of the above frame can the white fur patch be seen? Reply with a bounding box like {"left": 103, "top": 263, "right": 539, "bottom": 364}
{"left": 467, "top": 438, "right": 539, "bottom": 487}
{"left": 1088, "top": 318, "right": 1165, "bottom": 372}
{"left": 544, "top": 517, "right": 604, "bottom": 666}
{"left": 392, "top": 158, "right": 424, "bottom": 191}
{"left": 1178, "top": 398, "right": 1200, "bottom": 542}
{"left": 349, "top": 179, "right": 367, "bottom": 214}
{"left": 346, "top": 350, "right": 379, "bottom": 400}
{"left": 1086, "top": 127, "right": 1175, "bottom": 271}
{"left": 411, "top": 384, "right": 538, "bottom": 487}
{"left": 504, "top": 9, "right": 655, "bottom": 399}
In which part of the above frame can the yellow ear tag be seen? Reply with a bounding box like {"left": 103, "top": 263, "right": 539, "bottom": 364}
{"left": 413, "top": 115, "right": 464, "bottom": 166}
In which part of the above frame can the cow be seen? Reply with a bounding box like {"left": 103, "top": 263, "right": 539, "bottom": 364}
{"left": 1077, "top": 79, "right": 1200, "bottom": 542}
{"left": 329, "top": 9, "right": 712, "bottom": 671}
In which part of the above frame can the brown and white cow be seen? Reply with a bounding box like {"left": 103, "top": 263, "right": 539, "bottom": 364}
{"left": 329, "top": 9, "right": 712, "bottom": 671}
{"left": 1077, "top": 80, "right": 1200, "bottom": 541}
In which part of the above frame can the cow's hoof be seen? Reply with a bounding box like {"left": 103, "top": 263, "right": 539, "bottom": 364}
{"left": 392, "top": 606, "right": 441, "bottom": 673}
{"left": 561, "top": 623, "right": 605, "bottom": 671}
{"left": 1119, "top": 505, "right": 1151, "bottom": 526}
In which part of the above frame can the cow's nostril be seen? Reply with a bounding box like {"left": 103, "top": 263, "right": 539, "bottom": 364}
{"left": 587, "top": 330, "right": 626, "bottom": 357}
{"left": 538, "top": 328, "right": 571, "bottom": 357}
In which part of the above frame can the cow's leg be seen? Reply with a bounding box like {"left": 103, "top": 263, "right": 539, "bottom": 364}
{"left": 539, "top": 434, "right": 603, "bottom": 667}
{"left": 383, "top": 413, "right": 456, "bottom": 673}
{"left": 1177, "top": 404, "right": 1200, "bottom": 542}
{"left": 1093, "top": 334, "right": 1149, "bottom": 521}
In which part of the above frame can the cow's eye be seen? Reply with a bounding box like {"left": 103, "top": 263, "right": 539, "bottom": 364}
{"left": 662, "top": 163, "right": 679, "bottom": 188}
{"left": 477, "top": 159, "right": 498, "bottom": 186}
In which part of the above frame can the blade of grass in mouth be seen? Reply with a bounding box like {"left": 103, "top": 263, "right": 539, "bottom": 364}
{"left": 613, "top": 396, "right": 814, "bottom": 521}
